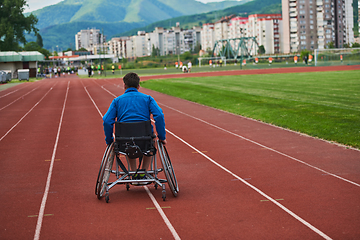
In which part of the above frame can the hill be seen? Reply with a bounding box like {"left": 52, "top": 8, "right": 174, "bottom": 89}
{"left": 31, "top": 0, "right": 249, "bottom": 30}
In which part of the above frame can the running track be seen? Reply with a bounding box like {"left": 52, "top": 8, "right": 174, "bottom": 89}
{"left": 0, "top": 65, "right": 359, "bottom": 240}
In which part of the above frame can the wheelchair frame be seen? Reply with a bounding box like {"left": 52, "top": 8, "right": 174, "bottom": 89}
{"left": 95, "top": 139, "right": 178, "bottom": 203}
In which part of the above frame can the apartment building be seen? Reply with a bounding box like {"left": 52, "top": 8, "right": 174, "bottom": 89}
{"left": 108, "top": 37, "right": 129, "bottom": 58}
{"left": 248, "top": 14, "right": 283, "bottom": 54}
{"left": 119, "top": 24, "right": 201, "bottom": 58}
{"left": 75, "top": 28, "right": 105, "bottom": 52}
{"left": 282, "top": 0, "right": 355, "bottom": 53}
{"left": 201, "top": 14, "right": 282, "bottom": 55}
{"left": 228, "top": 17, "right": 248, "bottom": 39}
{"left": 214, "top": 15, "right": 235, "bottom": 42}
{"left": 201, "top": 23, "right": 215, "bottom": 52}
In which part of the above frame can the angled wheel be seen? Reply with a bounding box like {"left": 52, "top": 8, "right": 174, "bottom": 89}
{"left": 157, "top": 140, "right": 179, "bottom": 197}
{"left": 96, "top": 142, "right": 115, "bottom": 199}
{"left": 95, "top": 143, "right": 112, "bottom": 195}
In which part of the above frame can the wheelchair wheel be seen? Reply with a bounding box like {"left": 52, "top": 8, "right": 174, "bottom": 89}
{"left": 157, "top": 140, "right": 179, "bottom": 197}
{"left": 96, "top": 142, "right": 115, "bottom": 199}
{"left": 95, "top": 143, "right": 112, "bottom": 195}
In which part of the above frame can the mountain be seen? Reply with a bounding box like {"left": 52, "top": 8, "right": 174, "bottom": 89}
{"left": 31, "top": 0, "right": 249, "bottom": 30}
{"left": 26, "top": 0, "right": 281, "bottom": 51}
{"left": 26, "top": 0, "right": 250, "bottom": 50}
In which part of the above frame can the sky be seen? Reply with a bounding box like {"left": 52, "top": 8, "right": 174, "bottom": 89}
{"left": 24, "top": 0, "right": 62, "bottom": 12}
{"left": 24, "top": 0, "right": 222, "bottom": 13}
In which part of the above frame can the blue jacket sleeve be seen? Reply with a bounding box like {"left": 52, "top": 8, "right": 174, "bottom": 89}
{"left": 149, "top": 96, "right": 166, "bottom": 140}
{"left": 103, "top": 99, "right": 117, "bottom": 145}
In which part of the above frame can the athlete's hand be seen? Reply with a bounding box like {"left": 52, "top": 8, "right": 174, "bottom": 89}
{"left": 159, "top": 139, "right": 167, "bottom": 145}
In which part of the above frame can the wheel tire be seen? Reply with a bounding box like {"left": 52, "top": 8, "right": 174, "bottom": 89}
{"left": 157, "top": 140, "right": 179, "bottom": 197}
{"left": 97, "top": 143, "right": 115, "bottom": 199}
{"left": 95, "top": 144, "right": 112, "bottom": 195}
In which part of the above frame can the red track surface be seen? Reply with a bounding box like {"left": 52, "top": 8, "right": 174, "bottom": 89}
{"left": 0, "top": 66, "right": 359, "bottom": 240}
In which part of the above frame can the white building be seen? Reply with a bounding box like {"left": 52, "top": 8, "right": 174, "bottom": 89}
{"left": 201, "top": 23, "right": 215, "bottom": 53}
{"left": 214, "top": 15, "right": 234, "bottom": 42}
{"left": 108, "top": 37, "right": 129, "bottom": 58}
{"left": 248, "top": 14, "right": 283, "bottom": 54}
{"left": 201, "top": 14, "right": 283, "bottom": 55}
{"left": 118, "top": 24, "right": 201, "bottom": 58}
{"left": 75, "top": 28, "right": 105, "bottom": 52}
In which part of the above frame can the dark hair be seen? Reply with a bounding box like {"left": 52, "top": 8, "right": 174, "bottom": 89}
{"left": 123, "top": 72, "right": 140, "bottom": 88}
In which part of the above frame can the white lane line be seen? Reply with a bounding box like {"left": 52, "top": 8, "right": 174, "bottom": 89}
{"left": 159, "top": 103, "right": 360, "bottom": 188}
{"left": 86, "top": 82, "right": 181, "bottom": 240}
{"left": 0, "top": 84, "right": 56, "bottom": 142}
{"left": 0, "top": 86, "right": 39, "bottom": 111}
{"left": 144, "top": 186, "right": 181, "bottom": 240}
{"left": 33, "top": 81, "right": 70, "bottom": 240}
{"left": 165, "top": 128, "right": 332, "bottom": 240}
{"left": 84, "top": 86, "right": 104, "bottom": 118}
{"left": 0, "top": 88, "right": 20, "bottom": 98}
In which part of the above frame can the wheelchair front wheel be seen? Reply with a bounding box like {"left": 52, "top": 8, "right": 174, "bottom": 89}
{"left": 96, "top": 142, "right": 115, "bottom": 199}
{"left": 157, "top": 140, "right": 179, "bottom": 197}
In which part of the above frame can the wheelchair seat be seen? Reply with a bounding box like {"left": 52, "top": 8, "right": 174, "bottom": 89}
{"left": 114, "top": 120, "right": 156, "bottom": 157}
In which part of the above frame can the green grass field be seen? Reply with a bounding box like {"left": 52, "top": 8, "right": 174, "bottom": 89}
{"left": 141, "top": 70, "right": 360, "bottom": 149}
{"left": 79, "top": 62, "right": 316, "bottom": 78}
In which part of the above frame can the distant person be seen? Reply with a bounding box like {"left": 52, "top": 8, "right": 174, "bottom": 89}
{"left": 91, "top": 65, "right": 95, "bottom": 76}
{"left": 182, "top": 65, "right": 188, "bottom": 73}
{"left": 308, "top": 54, "right": 313, "bottom": 63}
{"left": 87, "top": 64, "right": 92, "bottom": 77}
{"left": 187, "top": 61, "right": 192, "bottom": 72}
{"left": 294, "top": 56, "right": 298, "bottom": 65}
{"left": 269, "top": 57, "right": 273, "bottom": 65}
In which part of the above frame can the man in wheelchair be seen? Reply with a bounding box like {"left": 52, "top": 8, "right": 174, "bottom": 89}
{"left": 102, "top": 72, "right": 166, "bottom": 178}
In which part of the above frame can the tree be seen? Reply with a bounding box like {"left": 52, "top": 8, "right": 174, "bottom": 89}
{"left": 0, "top": 0, "right": 38, "bottom": 51}
{"left": 326, "top": 42, "right": 335, "bottom": 49}
{"left": 194, "top": 43, "right": 201, "bottom": 54}
{"left": 300, "top": 49, "right": 311, "bottom": 60}
{"left": 258, "top": 45, "right": 265, "bottom": 54}
{"left": 23, "top": 41, "right": 41, "bottom": 51}
{"left": 151, "top": 45, "right": 160, "bottom": 57}
{"left": 36, "top": 33, "right": 43, "bottom": 48}
{"left": 23, "top": 41, "right": 50, "bottom": 59}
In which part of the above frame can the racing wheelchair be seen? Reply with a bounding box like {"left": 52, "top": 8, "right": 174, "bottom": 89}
{"left": 95, "top": 120, "right": 179, "bottom": 203}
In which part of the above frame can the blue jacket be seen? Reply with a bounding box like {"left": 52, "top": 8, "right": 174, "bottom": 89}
{"left": 103, "top": 88, "right": 166, "bottom": 145}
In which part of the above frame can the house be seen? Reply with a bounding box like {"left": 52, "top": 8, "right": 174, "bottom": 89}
{"left": 0, "top": 51, "right": 44, "bottom": 78}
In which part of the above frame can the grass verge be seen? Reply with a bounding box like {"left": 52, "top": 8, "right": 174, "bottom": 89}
{"left": 141, "top": 70, "right": 360, "bottom": 149}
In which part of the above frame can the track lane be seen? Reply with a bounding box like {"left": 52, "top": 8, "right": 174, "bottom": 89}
{"left": 0, "top": 79, "right": 57, "bottom": 139}
{"left": 0, "top": 79, "right": 70, "bottom": 240}
{"left": 37, "top": 78, "right": 176, "bottom": 239}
